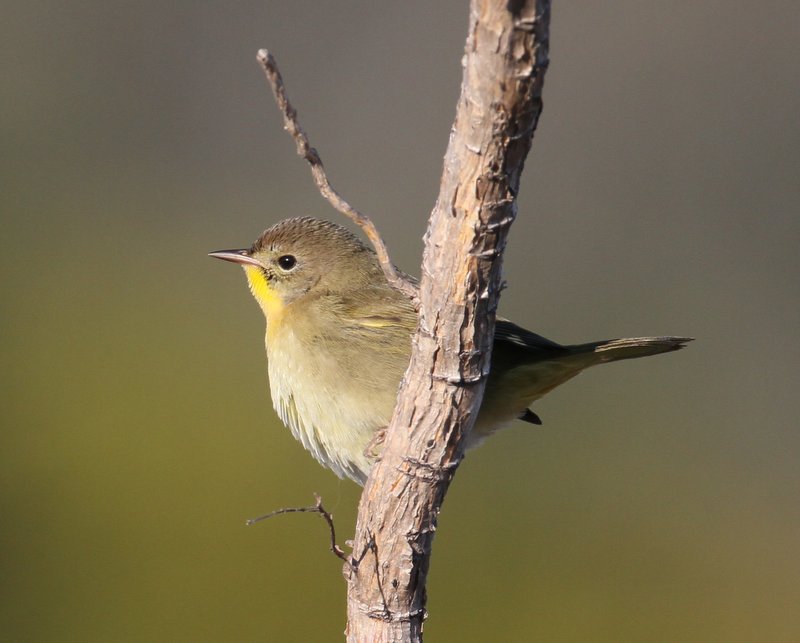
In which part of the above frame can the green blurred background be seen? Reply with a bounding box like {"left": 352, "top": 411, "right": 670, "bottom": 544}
{"left": 2, "top": 1, "right": 798, "bottom": 641}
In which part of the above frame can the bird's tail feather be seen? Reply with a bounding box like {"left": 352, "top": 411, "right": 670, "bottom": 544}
{"left": 565, "top": 336, "right": 693, "bottom": 367}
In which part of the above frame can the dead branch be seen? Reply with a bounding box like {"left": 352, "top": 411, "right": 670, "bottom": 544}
{"left": 256, "top": 50, "right": 419, "bottom": 302}
{"left": 246, "top": 494, "right": 348, "bottom": 563}
{"left": 345, "top": 1, "right": 551, "bottom": 641}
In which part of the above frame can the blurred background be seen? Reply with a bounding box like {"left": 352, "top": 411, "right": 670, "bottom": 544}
{"left": 2, "top": 1, "right": 798, "bottom": 641}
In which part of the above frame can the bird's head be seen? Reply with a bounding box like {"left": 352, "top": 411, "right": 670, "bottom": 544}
{"left": 209, "top": 217, "right": 379, "bottom": 318}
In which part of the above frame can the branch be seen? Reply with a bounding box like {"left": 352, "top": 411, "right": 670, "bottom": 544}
{"left": 346, "top": 1, "right": 551, "bottom": 641}
{"left": 256, "top": 50, "right": 419, "bottom": 302}
{"left": 246, "top": 494, "right": 348, "bottom": 563}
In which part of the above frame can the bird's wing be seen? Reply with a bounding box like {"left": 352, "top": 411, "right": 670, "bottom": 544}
{"left": 493, "top": 319, "right": 569, "bottom": 364}
{"left": 339, "top": 287, "right": 418, "bottom": 333}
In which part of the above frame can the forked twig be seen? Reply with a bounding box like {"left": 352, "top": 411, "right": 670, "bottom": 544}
{"left": 247, "top": 493, "right": 348, "bottom": 562}
{"left": 256, "top": 49, "right": 419, "bottom": 303}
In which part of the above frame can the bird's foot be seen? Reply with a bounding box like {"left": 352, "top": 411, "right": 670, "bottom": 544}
{"left": 364, "top": 427, "right": 387, "bottom": 460}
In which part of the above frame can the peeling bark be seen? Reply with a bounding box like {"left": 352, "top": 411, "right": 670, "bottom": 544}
{"left": 345, "top": 1, "right": 551, "bottom": 641}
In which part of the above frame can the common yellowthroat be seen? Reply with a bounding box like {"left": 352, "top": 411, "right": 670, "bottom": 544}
{"left": 210, "top": 217, "right": 690, "bottom": 484}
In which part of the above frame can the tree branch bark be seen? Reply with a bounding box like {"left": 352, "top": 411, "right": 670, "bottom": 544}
{"left": 345, "top": 1, "right": 551, "bottom": 641}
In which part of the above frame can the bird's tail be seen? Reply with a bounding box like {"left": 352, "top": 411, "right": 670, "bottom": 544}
{"left": 564, "top": 336, "right": 693, "bottom": 368}
{"left": 472, "top": 335, "right": 692, "bottom": 440}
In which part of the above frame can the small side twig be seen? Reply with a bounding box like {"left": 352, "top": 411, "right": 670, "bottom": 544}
{"left": 368, "top": 535, "right": 391, "bottom": 620}
{"left": 246, "top": 493, "right": 348, "bottom": 562}
{"left": 256, "top": 49, "right": 419, "bottom": 303}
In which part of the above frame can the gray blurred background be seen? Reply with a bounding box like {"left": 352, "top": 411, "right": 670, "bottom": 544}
{"left": 2, "top": 1, "right": 798, "bottom": 641}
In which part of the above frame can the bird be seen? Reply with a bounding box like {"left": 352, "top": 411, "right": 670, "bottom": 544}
{"left": 210, "top": 217, "right": 691, "bottom": 485}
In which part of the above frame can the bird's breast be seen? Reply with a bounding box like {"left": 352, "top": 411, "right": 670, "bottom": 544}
{"left": 264, "top": 326, "right": 384, "bottom": 483}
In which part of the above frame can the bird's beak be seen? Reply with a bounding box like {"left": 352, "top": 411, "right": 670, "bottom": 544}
{"left": 208, "top": 249, "right": 264, "bottom": 268}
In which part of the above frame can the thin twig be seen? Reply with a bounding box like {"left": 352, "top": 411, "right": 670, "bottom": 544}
{"left": 246, "top": 493, "right": 348, "bottom": 562}
{"left": 368, "top": 534, "right": 392, "bottom": 620}
{"left": 346, "top": 532, "right": 391, "bottom": 619}
{"left": 256, "top": 49, "right": 419, "bottom": 303}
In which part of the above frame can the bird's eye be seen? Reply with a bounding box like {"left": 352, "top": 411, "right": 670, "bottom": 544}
{"left": 277, "top": 254, "right": 297, "bottom": 271}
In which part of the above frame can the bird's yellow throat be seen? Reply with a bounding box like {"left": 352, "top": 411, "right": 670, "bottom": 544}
{"left": 244, "top": 265, "right": 284, "bottom": 318}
